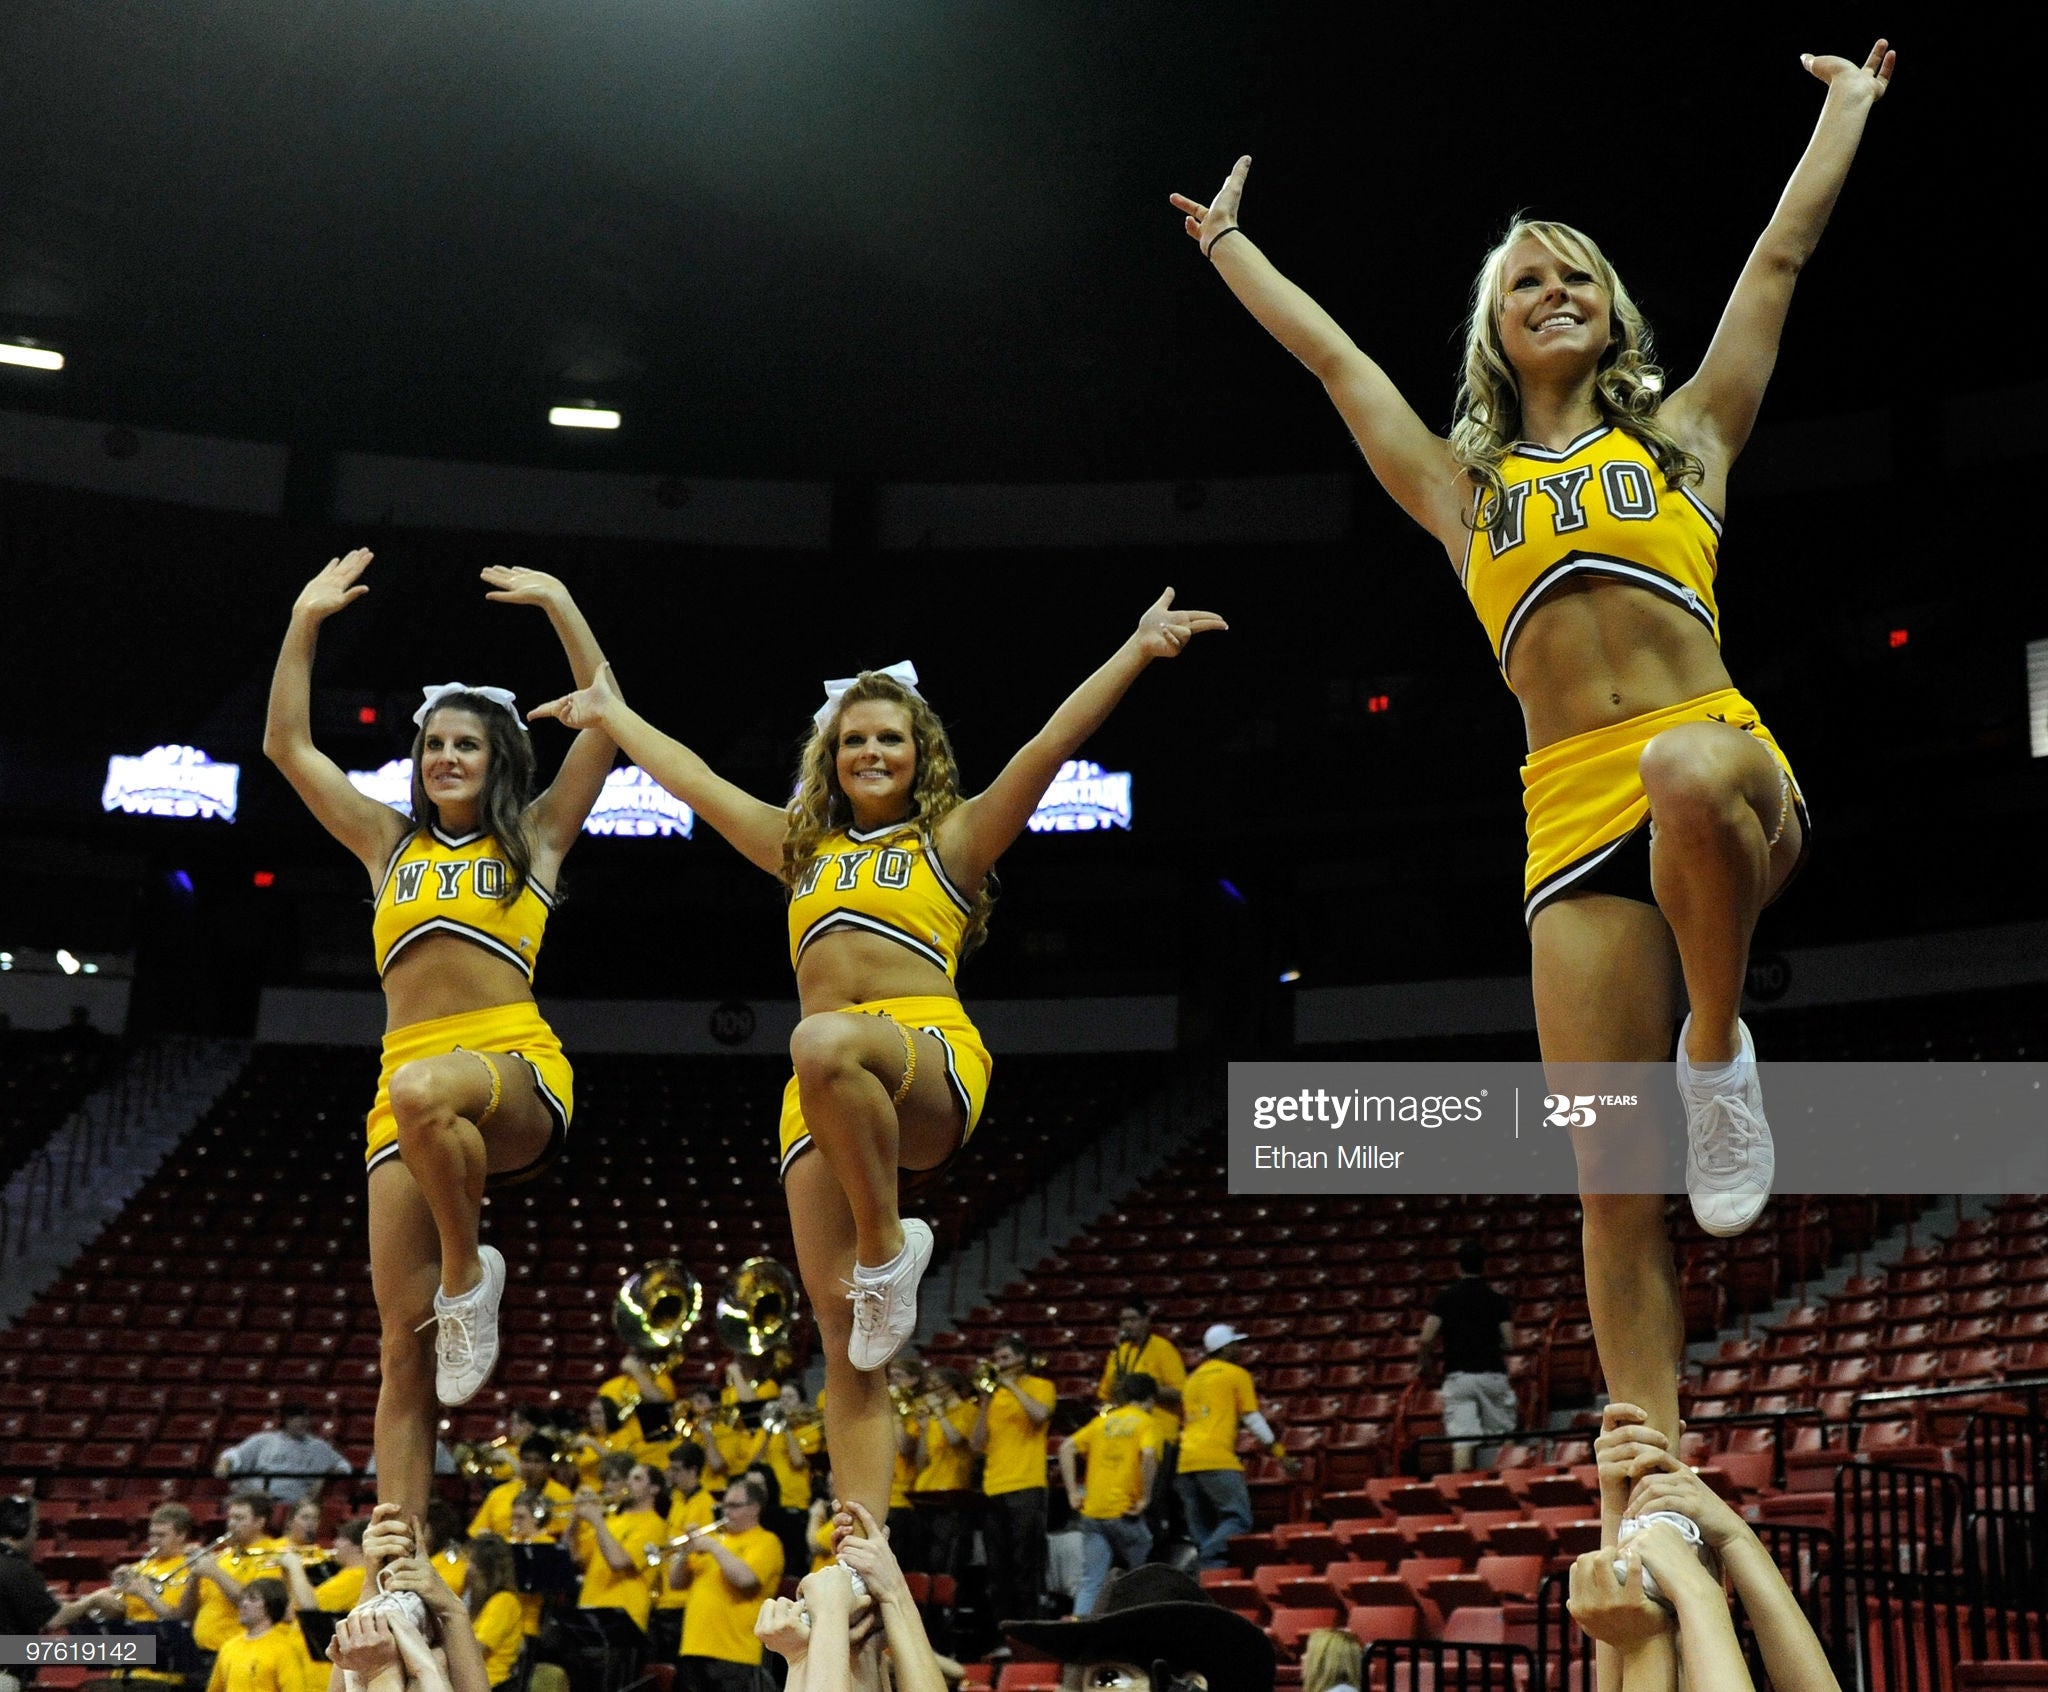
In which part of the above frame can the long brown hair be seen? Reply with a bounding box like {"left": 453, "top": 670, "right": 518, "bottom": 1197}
{"left": 464, "top": 1533, "right": 517, "bottom": 1618}
{"left": 782, "top": 672, "right": 994, "bottom": 960}
{"left": 1450, "top": 218, "right": 1703, "bottom": 533}
{"left": 408, "top": 694, "right": 540, "bottom": 903}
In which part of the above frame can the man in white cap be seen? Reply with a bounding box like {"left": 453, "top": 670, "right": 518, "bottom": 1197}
{"left": 1173, "top": 1325, "right": 1300, "bottom": 1569}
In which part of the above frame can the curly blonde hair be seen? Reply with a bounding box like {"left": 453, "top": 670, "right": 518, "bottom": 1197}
{"left": 1450, "top": 218, "right": 1703, "bottom": 533}
{"left": 782, "top": 672, "right": 994, "bottom": 961}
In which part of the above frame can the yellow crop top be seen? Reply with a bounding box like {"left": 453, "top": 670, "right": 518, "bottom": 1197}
{"left": 787, "top": 821, "right": 972, "bottom": 980}
{"left": 1460, "top": 426, "right": 1723, "bottom": 691}
{"left": 372, "top": 825, "right": 555, "bottom": 980}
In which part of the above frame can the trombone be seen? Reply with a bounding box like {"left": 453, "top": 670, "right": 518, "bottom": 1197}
{"left": 145, "top": 1534, "right": 283, "bottom": 1594}
{"left": 642, "top": 1514, "right": 728, "bottom": 1567}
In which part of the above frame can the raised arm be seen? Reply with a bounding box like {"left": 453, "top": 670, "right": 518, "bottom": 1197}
{"left": 1664, "top": 42, "right": 1896, "bottom": 470}
{"left": 932, "top": 589, "right": 1224, "bottom": 891}
{"left": 478, "top": 569, "right": 619, "bottom": 860}
{"left": 1171, "top": 157, "right": 1466, "bottom": 550}
{"left": 527, "top": 663, "right": 789, "bottom": 875}
{"left": 263, "top": 550, "right": 412, "bottom": 881}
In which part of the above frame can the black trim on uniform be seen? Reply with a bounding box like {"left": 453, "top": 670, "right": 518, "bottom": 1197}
{"left": 380, "top": 919, "right": 537, "bottom": 979}
{"left": 794, "top": 910, "right": 950, "bottom": 974}
{"left": 429, "top": 824, "right": 487, "bottom": 848}
{"left": 925, "top": 845, "right": 973, "bottom": 916}
{"left": 1499, "top": 552, "right": 1716, "bottom": 675}
{"left": 844, "top": 820, "right": 916, "bottom": 844}
{"left": 1505, "top": 425, "right": 1613, "bottom": 462}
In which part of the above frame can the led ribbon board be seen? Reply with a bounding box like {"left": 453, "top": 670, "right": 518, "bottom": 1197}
{"left": 583, "top": 766, "right": 694, "bottom": 837}
{"left": 1026, "top": 760, "right": 1132, "bottom": 833}
{"left": 345, "top": 760, "right": 693, "bottom": 838}
{"left": 102, "top": 746, "right": 240, "bottom": 822}
{"left": 2029, "top": 638, "right": 2048, "bottom": 759}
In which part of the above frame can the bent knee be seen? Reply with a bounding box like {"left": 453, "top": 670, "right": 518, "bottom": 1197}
{"left": 1639, "top": 728, "right": 1767, "bottom": 826}
{"left": 387, "top": 1060, "right": 456, "bottom": 1131}
{"left": 789, "top": 1013, "right": 875, "bottom": 1084}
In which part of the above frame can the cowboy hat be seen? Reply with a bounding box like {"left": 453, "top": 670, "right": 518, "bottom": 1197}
{"left": 1004, "top": 1565, "right": 1274, "bottom": 1690}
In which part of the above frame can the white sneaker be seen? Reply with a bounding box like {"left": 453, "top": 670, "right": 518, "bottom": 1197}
{"left": 1678, "top": 1015, "right": 1775, "bottom": 1238}
{"left": 1616, "top": 1510, "right": 1720, "bottom": 1606}
{"left": 845, "top": 1219, "right": 933, "bottom": 1372}
{"left": 424, "top": 1244, "right": 506, "bottom": 1405}
{"left": 350, "top": 1585, "right": 430, "bottom": 1633}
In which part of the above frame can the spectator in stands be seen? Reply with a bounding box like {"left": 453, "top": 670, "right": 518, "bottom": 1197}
{"left": 279, "top": 1517, "right": 370, "bottom": 1614}
{"left": 459, "top": 1536, "right": 524, "bottom": 1690}
{"left": 0, "top": 1496, "right": 132, "bottom": 1690}
{"left": 201, "top": 1579, "right": 299, "bottom": 1692}
{"left": 1099, "top": 1300, "right": 1186, "bottom": 1536}
{"left": 572, "top": 1455, "right": 666, "bottom": 1635}
{"left": 215, "top": 1403, "right": 352, "bottom": 1505}
{"left": 192, "top": 1493, "right": 289, "bottom": 1655}
{"left": 471, "top": 1438, "right": 572, "bottom": 1539}
{"left": 1061, "top": 1373, "right": 1161, "bottom": 1618}
{"left": 971, "top": 1335, "right": 1057, "bottom": 1636}
{"left": 669, "top": 1477, "right": 785, "bottom": 1692}
{"left": 1300, "top": 1628, "right": 1362, "bottom": 1692}
{"left": 1417, "top": 1242, "right": 1518, "bottom": 1471}
{"left": 1176, "top": 1327, "right": 1297, "bottom": 1571}
{"left": 1004, "top": 1563, "right": 1275, "bottom": 1691}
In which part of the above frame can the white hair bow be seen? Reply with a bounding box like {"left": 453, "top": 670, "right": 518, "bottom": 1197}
{"left": 813, "top": 660, "right": 922, "bottom": 732}
{"left": 414, "top": 682, "right": 528, "bottom": 732}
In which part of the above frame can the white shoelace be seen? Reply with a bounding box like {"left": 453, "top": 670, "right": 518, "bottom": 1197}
{"left": 418, "top": 1307, "right": 476, "bottom": 1365}
{"left": 1695, "top": 1092, "right": 1767, "bottom": 1177}
{"left": 844, "top": 1280, "right": 886, "bottom": 1331}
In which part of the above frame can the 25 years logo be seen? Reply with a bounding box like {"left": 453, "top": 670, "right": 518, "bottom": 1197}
{"left": 1543, "top": 1093, "right": 1639, "bottom": 1127}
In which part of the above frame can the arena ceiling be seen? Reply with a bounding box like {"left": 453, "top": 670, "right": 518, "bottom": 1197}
{"left": 0, "top": 4, "right": 1959, "bottom": 485}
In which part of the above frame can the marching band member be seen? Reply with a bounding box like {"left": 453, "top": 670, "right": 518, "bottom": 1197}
{"left": 470, "top": 1439, "right": 572, "bottom": 1541}
{"left": 200, "top": 1582, "right": 302, "bottom": 1692}
{"left": 191, "top": 1496, "right": 288, "bottom": 1656}
{"left": 572, "top": 1458, "right": 668, "bottom": 1636}
{"left": 668, "top": 1478, "right": 784, "bottom": 1692}
{"left": 971, "top": 1337, "right": 1057, "bottom": 1635}
{"left": 265, "top": 553, "right": 614, "bottom": 1517}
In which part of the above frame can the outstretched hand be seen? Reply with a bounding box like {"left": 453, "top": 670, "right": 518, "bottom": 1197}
{"left": 292, "top": 549, "right": 373, "bottom": 624}
{"left": 1803, "top": 39, "right": 1895, "bottom": 102}
{"left": 528, "top": 660, "right": 624, "bottom": 731}
{"left": 1169, "top": 155, "right": 1250, "bottom": 253}
{"left": 481, "top": 566, "right": 570, "bottom": 610}
{"left": 1133, "top": 588, "right": 1227, "bottom": 660}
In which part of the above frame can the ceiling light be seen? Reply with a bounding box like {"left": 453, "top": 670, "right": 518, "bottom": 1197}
{"left": 549, "top": 405, "right": 620, "bottom": 430}
{"left": 0, "top": 342, "right": 63, "bottom": 371}
{"left": 56, "top": 949, "right": 81, "bottom": 975}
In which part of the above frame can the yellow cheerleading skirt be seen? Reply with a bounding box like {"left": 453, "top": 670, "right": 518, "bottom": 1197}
{"left": 778, "top": 995, "right": 992, "bottom": 1180}
{"left": 364, "top": 1001, "right": 573, "bottom": 1185}
{"left": 1521, "top": 686, "right": 1802, "bottom": 928}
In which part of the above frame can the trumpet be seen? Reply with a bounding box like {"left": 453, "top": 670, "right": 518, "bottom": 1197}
{"left": 453, "top": 1434, "right": 516, "bottom": 1481}
{"left": 642, "top": 1515, "right": 728, "bottom": 1567}
{"left": 888, "top": 1384, "right": 918, "bottom": 1418}
{"left": 760, "top": 1403, "right": 822, "bottom": 1436}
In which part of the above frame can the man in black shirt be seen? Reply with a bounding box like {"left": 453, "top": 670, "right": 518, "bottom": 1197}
{"left": 1, "top": 1498, "right": 124, "bottom": 1692}
{"left": 1418, "top": 1242, "right": 1518, "bottom": 1471}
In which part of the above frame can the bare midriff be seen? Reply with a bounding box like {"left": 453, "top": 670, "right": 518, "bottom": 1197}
{"left": 796, "top": 928, "right": 961, "bottom": 1018}
{"left": 381, "top": 931, "right": 536, "bottom": 1032}
{"left": 1509, "top": 578, "right": 1734, "bottom": 753}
